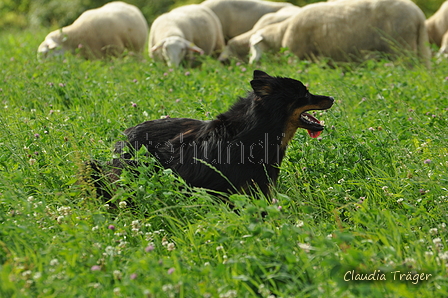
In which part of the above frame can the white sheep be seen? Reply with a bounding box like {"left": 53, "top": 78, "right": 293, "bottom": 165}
{"left": 250, "top": 0, "right": 431, "bottom": 66}
{"left": 201, "top": 0, "right": 292, "bottom": 41}
{"left": 426, "top": 1, "right": 448, "bottom": 53}
{"left": 219, "top": 5, "right": 301, "bottom": 61}
{"left": 38, "top": 1, "right": 148, "bottom": 60}
{"left": 149, "top": 4, "right": 225, "bottom": 67}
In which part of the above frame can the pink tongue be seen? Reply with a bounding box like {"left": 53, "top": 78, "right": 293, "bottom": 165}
{"left": 303, "top": 112, "right": 322, "bottom": 138}
{"left": 308, "top": 130, "right": 322, "bottom": 138}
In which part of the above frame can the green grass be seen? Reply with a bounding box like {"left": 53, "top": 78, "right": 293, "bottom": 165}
{"left": 1, "top": 30, "right": 448, "bottom": 297}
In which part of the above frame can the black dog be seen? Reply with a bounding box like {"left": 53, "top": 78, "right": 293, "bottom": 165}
{"left": 91, "top": 70, "right": 334, "bottom": 198}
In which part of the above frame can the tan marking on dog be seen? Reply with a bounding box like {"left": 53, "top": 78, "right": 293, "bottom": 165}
{"left": 177, "top": 129, "right": 194, "bottom": 143}
{"left": 280, "top": 104, "right": 327, "bottom": 149}
{"left": 258, "top": 85, "right": 272, "bottom": 96}
{"left": 281, "top": 108, "right": 303, "bottom": 149}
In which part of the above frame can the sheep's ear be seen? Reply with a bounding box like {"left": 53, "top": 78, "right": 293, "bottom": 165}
{"left": 151, "top": 40, "right": 165, "bottom": 52}
{"left": 187, "top": 42, "right": 204, "bottom": 55}
{"left": 250, "top": 32, "right": 263, "bottom": 46}
{"left": 250, "top": 78, "right": 272, "bottom": 97}
{"left": 253, "top": 70, "right": 271, "bottom": 80}
{"left": 47, "top": 39, "right": 59, "bottom": 50}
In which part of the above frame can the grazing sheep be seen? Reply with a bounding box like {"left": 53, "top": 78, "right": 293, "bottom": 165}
{"left": 426, "top": 1, "right": 448, "bottom": 51}
{"left": 201, "top": 0, "right": 292, "bottom": 40}
{"left": 219, "top": 5, "right": 301, "bottom": 61}
{"left": 38, "top": 1, "right": 148, "bottom": 60}
{"left": 149, "top": 4, "right": 225, "bottom": 67}
{"left": 249, "top": 0, "right": 431, "bottom": 66}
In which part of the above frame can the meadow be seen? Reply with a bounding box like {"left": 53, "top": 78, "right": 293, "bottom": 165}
{"left": 0, "top": 30, "right": 447, "bottom": 297}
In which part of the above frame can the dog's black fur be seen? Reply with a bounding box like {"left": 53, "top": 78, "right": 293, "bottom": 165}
{"left": 90, "top": 70, "right": 333, "bottom": 198}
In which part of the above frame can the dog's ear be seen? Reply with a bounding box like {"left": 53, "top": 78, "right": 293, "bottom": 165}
{"left": 253, "top": 70, "right": 271, "bottom": 80}
{"left": 250, "top": 79, "right": 273, "bottom": 97}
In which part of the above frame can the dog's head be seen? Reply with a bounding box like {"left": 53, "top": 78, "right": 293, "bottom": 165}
{"left": 250, "top": 70, "right": 334, "bottom": 139}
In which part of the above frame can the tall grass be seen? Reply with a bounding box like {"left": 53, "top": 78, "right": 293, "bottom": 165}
{"left": 0, "top": 30, "right": 447, "bottom": 297}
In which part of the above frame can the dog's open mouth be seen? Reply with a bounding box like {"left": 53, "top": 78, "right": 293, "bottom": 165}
{"left": 300, "top": 112, "right": 324, "bottom": 138}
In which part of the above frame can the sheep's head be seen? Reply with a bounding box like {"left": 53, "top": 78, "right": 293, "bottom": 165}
{"left": 37, "top": 30, "right": 66, "bottom": 60}
{"left": 151, "top": 36, "right": 204, "bottom": 67}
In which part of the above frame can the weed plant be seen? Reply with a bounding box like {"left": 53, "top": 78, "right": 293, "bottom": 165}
{"left": 0, "top": 30, "right": 447, "bottom": 297}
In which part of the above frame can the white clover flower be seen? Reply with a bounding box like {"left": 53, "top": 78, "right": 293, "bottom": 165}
{"left": 57, "top": 206, "right": 71, "bottom": 215}
{"left": 162, "top": 284, "right": 174, "bottom": 292}
{"left": 429, "top": 228, "right": 438, "bottom": 235}
{"left": 258, "top": 284, "right": 270, "bottom": 297}
{"left": 105, "top": 246, "right": 115, "bottom": 256}
{"left": 439, "top": 251, "right": 448, "bottom": 260}
{"left": 90, "top": 283, "right": 101, "bottom": 289}
{"left": 219, "top": 290, "right": 237, "bottom": 298}
{"left": 433, "top": 238, "right": 442, "bottom": 244}
{"left": 22, "top": 270, "right": 32, "bottom": 278}
{"left": 118, "top": 201, "right": 127, "bottom": 208}
{"left": 49, "top": 259, "right": 59, "bottom": 266}
{"left": 33, "top": 272, "right": 42, "bottom": 280}
{"left": 113, "top": 270, "right": 122, "bottom": 279}
{"left": 298, "top": 242, "right": 314, "bottom": 253}
{"left": 167, "top": 243, "right": 175, "bottom": 251}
